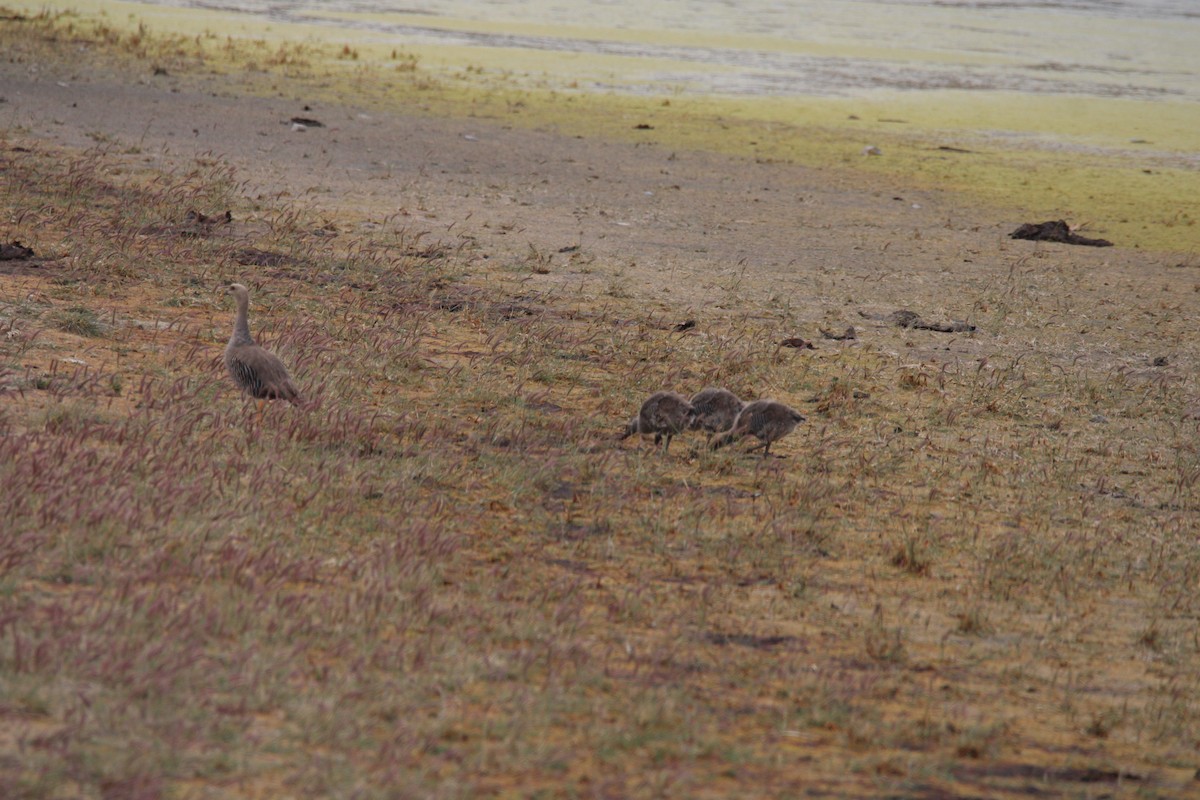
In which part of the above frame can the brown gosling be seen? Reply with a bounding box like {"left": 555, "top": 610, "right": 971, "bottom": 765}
{"left": 619, "top": 391, "right": 695, "bottom": 453}
{"left": 711, "top": 399, "right": 805, "bottom": 457}
{"left": 223, "top": 283, "right": 301, "bottom": 404}
{"left": 688, "top": 387, "right": 745, "bottom": 433}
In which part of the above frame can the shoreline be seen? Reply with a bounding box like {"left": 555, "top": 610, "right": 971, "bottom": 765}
{"left": 3, "top": 0, "right": 1196, "bottom": 252}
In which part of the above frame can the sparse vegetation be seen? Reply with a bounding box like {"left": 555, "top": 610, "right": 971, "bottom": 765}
{"left": 48, "top": 305, "right": 104, "bottom": 337}
{"left": 1, "top": 8, "right": 1199, "bottom": 799}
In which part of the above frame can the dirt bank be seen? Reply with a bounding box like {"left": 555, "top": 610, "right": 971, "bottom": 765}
{"left": 4, "top": 32, "right": 1194, "bottom": 375}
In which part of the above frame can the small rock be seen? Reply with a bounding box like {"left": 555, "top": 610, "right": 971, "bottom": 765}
{"left": 0, "top": 241, "right": 34, "bottom": 260}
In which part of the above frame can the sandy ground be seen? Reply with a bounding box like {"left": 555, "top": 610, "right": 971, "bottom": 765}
{"left": 6, "top": 53, "right": 1191, "bottom": 380}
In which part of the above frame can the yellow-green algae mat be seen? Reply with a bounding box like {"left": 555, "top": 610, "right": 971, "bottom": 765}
{"left": 4, "top": 0, "right": 1198, "bottom": 253}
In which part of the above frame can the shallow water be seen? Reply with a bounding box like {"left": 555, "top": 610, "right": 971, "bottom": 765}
{"left": 140, "top": 0, "right": 1198, "bottom": 101}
